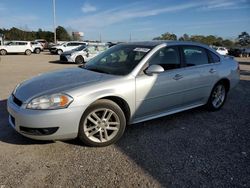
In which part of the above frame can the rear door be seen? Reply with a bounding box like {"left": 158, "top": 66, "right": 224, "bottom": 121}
{"left": 180, "top": 45, "right": 217, "bottom": 105}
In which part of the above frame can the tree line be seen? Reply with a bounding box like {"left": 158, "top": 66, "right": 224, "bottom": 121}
{"left": 1, "top": 26, "right": 249, "bottom": 48}
{"left": 153, "top": 32, "right": 250, "bottom": 48}
{"left": 0, "top": 26, "right": 71, "bottom": 42}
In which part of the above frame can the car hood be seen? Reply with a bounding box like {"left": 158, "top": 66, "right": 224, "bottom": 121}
{"left": 14, "top": 68, "right": 111, "bottom": 102}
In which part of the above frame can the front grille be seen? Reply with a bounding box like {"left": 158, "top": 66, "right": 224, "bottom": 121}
{"left": 60, "top": 55, "right": 68, "bottom": 61}
{"left": 19, "top": 126, "right": 59, "bottom": 135}
{"left": 12, "top": 95, "right": 23, "bottom": 106}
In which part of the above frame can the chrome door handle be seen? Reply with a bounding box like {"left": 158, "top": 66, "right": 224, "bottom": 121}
{"left": 173, "top": 74, "right": 183, "bottom": 80}
{"left": 209, "top": 68, "right": 216, "bottom": 73}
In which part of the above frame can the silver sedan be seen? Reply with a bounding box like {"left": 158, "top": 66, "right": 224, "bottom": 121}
{"left": 7, "top": 41, "right": 240, "bottom": 147}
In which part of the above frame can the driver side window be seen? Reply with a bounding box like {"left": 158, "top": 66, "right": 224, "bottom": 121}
{"left": 148, "top": 46, "right": 180, "bottom": 71}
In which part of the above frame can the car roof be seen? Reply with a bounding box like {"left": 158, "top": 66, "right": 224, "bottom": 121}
{"left": 123, "top": 40, "right": 210, "bottom": 48}
{"left": 9, "top": 41, "right": 30, "bottom": 42}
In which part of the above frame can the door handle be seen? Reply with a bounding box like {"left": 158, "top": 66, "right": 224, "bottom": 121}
{"left": 209, "top": 68, "right": 216, "bottom": 73}
{"left": 173, "top": 74, "right": 183, "bottom": 80}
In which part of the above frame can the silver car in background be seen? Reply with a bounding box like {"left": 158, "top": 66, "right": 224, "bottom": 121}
{"left": 7, "top": 41, "right": 240, "bottom": 147}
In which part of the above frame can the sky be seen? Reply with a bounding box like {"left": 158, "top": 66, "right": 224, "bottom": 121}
{"left": 0, "top": 0, "right": 250, "bottom": 41}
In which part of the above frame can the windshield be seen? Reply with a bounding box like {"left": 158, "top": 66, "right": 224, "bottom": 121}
{"left": 84, "top": 44, "right": 152, "bottom": 75}
{"left": 73, "top": 45, "right": 87, "bottom": 51}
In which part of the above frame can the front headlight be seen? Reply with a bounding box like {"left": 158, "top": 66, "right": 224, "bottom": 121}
{"left": 27, "top": 93, "right": 73, "bottom": 110}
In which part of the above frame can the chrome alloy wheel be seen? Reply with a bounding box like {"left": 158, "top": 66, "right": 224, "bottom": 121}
{"left": 83, "top": 108, "right": 120, "bottom": 143}
{"left": 212, "top": 84, "right": 226, "bottom": 109}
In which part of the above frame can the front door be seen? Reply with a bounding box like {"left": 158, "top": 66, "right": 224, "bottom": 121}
{"left": 134, "top": 46, "right": 187, "bottom": 119}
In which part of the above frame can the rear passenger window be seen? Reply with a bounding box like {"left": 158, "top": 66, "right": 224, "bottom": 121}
{"left": 208, "top": 51, "right": 220, "bottom": 63}
{"left": 183, "top": 46, "right": 209, "bottom": 66}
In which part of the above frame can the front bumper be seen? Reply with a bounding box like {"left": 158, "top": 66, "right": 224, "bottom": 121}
{"left": 7, "top": 96, "right": 85, "bottom": 140}
{"left": 60, "top": 54, "right": 74, "bottom": 62}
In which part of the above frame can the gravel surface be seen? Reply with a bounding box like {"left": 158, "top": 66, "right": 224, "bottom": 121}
{"left": 0, "top": 53, "right": 249, "bottom": 187}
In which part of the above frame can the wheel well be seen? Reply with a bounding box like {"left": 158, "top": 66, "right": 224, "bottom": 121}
{"left": 218, "top": 78, "right": 230, "bottom": 92}
{"left": 100, "top": 96, "right": 131, "bottom": 124}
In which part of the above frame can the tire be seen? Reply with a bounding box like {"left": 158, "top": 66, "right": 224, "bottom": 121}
{"left": 57, "top": 49, "right": 63, "bottom": 55}
{"left": 206, "top": 82, "right": 227, "bottom": 111}
{"left": 0, "top": 49, "right": 7, "bottom": 55}
{"left": 75, "top": 55, "right": 84, "bottom": 64}
{"left": 78, "top": 99, "right": 126, "bottom": 147}
{"left": 34, "top": 48, "right": 41, "bottom": 54}
{"left": 25, "top": 49, "right": 32, "bottom": 56}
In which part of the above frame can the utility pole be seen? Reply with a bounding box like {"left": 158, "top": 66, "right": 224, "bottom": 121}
{"left": 53, "top": 0, "right": 56, "bottom": 44}
{"left": 129, "top": 33, "right": 132, "bottom": 42}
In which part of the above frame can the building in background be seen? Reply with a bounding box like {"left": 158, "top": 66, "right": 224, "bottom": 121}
{"left": 72, "top": 32, "right": 84, "bottom": 41}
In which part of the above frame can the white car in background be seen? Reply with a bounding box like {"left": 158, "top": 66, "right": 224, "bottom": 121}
{"left": 50, "top": 41, "right": 88, "bottom": 55}
{"left": 0, "top": 41, "right": 33, "bottom": 55}
{"left": 216, "top": 47, "right": 228, "bottom": 55}
{"left": 60, "top": 44, "right": 108, "bottom": 64}
{"left": 31, "top": 41, "right": 44, "bottom": 54}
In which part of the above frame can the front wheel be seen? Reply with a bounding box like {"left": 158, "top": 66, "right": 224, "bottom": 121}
{"left": 78, "top": 99, "right": 126, "bottom": 147}
{"left": 75, "top": 55, "right": 84, "bottom": 64}
{"left": 25, "top": 49, "right": 32, "bottom": 55}
{"left": 34, "top": 48, "right": 41, "bottom": 54}
{"left": 57, "top": 49, "right": 63, "bottom": 55}
{"left": 0, "top": 49, "right": 7, "bottom": 55}
{"left": 206, "top": 83, "right": 227, "bottom": 111}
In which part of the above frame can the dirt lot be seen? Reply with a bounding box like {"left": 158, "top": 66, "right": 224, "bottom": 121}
{"left": 0, "top": 53, "right": 250, "bottom": 187}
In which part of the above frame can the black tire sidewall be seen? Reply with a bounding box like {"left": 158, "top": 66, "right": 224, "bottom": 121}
{"left": 1, "top": 50, "right": 7, "bottom": 55}
{"left": 206, "top": 82, "right": 227, "bottom": 111}
{"left": 35, "top": 48, "right": 41, "bottom": 54}
{"left": 78, "top": 99, "right": 126, "bottom": 147}
{"left": 75, "top": 55, "right": 84, "bottom": 64}
{"left": 25, "top": 50, "right": 31, "bottom": 55}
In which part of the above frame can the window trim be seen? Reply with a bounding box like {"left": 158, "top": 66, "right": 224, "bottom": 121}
{"left": 143, "top": 45, "right": 183, "bottom": 73}
{"left": 180, "top": 45, "right": 210, "bottom": 67}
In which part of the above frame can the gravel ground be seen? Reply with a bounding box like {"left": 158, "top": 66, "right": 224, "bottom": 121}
{"left": 0, "top": 53, "right": 249, "bottom": 187}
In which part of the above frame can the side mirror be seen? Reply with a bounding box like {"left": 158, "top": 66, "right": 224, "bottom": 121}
{"left": 145, "top": 65, "right": 164, "bottom": 75}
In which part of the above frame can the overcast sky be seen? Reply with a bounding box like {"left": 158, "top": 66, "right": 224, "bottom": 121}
{"left": 0, "top": 0, "right": 249, "bottom": 41}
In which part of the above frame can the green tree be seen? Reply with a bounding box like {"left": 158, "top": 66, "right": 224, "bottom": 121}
{"left": 153, "top": 32, "right": 177, "bottom": 40}
{"left": 56, "top": 26, "right": 71, "bottom": 41}
{"left": 237, "top": 31, "right": 250, "bottom": 46}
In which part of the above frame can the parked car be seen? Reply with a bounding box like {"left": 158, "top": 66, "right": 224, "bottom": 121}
{"left": 0, "top": 41, "right": 33, "bottom": 55}
{"left": 60, "top": 44, "right": 108, "bottom": 64}
{"left": 228, "top": 48, "right": 244, "bottom": 57}
{"left": 216, "top": 47, "right": 228, "bottom": 55}
{"left": 50, "top": 41, "right": 87, "bottom": 55}
{"left": 242, "top": 48, "right": 250, "bottom": 57}
{"left": 7, "top": 41, "right": 239, "bottom": 147}
{"left": 35, "top": 39, "right": 48, "bottom": 49}
{"left": 31, "top": 41, "right": 44, "bottom": 54}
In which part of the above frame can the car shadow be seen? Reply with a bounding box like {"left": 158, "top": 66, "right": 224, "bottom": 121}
{"left": 240, "top": 70, "right": 250, "bottom": 76}
{"left": 49, "top": 60, "right": 78, "bottom": 65}
{"left": 0, "top": 99, "right": 52, "bottom": 145}
{"left": 239, "top": 61, "right": 250, "bottom": 65}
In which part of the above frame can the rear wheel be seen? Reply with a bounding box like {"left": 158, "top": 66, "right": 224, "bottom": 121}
{"left": 78, "top": 99, "right": 126, "bottom": 147}
{"left": 0, "top": 49, "right": 7, "bottom": 55}
{"left": 206, "top": 82, "right": 227, "bottom": 111}
{"left": 75, "top": 55, "right": 84, "bottom": 64}
{"left": 34, "top": 48, "right": 41, "bottom": 54}
{"left": 25, "top": 49, "right": 32, "bottom": 56}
